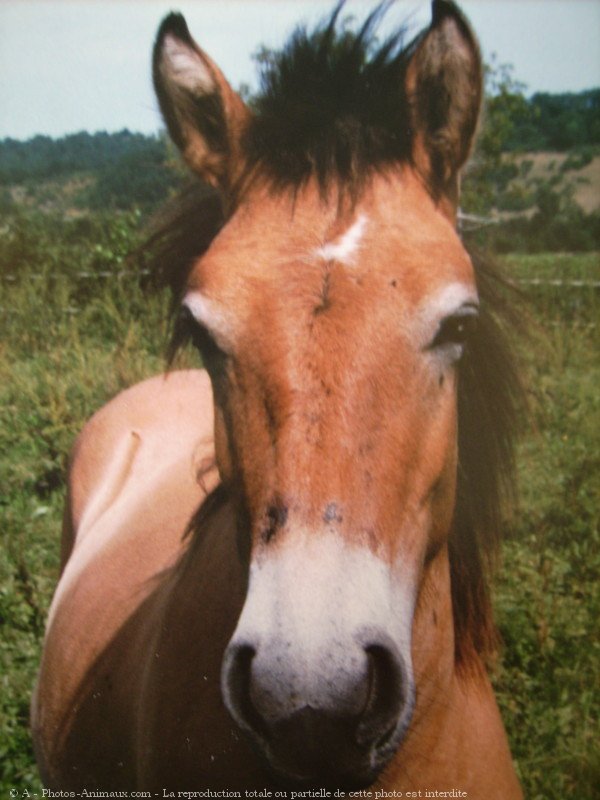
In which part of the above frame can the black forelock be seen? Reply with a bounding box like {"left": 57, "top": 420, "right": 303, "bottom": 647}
{"left": 241, "top": 1, "right": 419, "bottom": 194}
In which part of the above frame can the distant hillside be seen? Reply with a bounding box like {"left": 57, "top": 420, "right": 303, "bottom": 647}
{"left": 1, "top": 88, "right": 599, "bottom": 252}
{"left": 503, "top": 151, "right": 600, "bottom": 215}
{"left": 0, "top": 130, "right": 166, "bottom": 182}
{"left": 0, "top": 130, "right": 184, "bottom": 213}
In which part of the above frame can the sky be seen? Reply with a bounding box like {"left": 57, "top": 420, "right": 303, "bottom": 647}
{"left": 0, "top": 0, "right": 599, "bottom": 140}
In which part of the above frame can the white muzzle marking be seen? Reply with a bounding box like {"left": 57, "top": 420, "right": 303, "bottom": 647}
{"left": 226, "top": 530, "right": 415, "bottom": 720}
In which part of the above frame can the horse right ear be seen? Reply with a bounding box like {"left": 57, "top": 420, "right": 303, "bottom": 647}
{"left": 153, "top": 13, "right": 250, "bottom": 191}
{"left": 405, "top": 0, "right": 482, "bottom": 215}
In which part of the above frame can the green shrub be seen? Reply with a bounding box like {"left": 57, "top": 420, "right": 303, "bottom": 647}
{"left": 560, "top": 145, "right": 597, "bottom": 172}
{"left": 496, "top": 183, "right": 536, "bottom": 211}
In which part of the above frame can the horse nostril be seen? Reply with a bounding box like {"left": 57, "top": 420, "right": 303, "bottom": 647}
{"left": 222, "top": 635, "right": 412, "bottom": 784}
{"left": 357, "top": 643, "right": 405, "bottom": 748}
{"left": 221, "top": 644, "right": 270, "bottom": 741}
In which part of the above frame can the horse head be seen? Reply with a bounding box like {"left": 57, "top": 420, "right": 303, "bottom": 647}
{"left": 153, "top": 0, "right": 484, "bottom": 786}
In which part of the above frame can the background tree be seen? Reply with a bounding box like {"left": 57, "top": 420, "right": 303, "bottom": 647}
{"left": 461, "top": 56, "right": 532, "bottom": 215}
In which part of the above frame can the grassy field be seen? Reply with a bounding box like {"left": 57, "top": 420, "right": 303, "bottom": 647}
{"left": 491, "top": 253, "right": 599, "bottom": 797}
{"left": 1, "top": 212, "right": 598, "bottom": 797}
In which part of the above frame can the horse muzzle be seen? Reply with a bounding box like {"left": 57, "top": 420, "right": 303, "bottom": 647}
{"left": 220, "top": 531, "right": 416, "bottom": 786}
{"left": 222, "top": 635, "right": 414, "bottom": 787}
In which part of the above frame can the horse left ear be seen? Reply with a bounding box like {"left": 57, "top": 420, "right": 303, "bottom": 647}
{"left": 406, "top": 0, "right": 482, "bottom": 213}
{"left": 153, "top": 13, "right": 250, "bottom": 192}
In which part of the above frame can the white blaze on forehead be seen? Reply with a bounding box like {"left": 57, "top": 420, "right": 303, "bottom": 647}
{"left": 162, "top": 35, "right": 215, "bottom": 94}
{"left": 314, "top": 214, "right": 368, "bottom": 265}
{"left": 182, "top": 290, "right": 232, "bottom": 349}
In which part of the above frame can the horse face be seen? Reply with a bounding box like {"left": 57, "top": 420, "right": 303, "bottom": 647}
{"left": 187, "top": 176, "right": 476, "bottom": 783}
{"left": 154, "top": 2, "right": 482, "bottom": 786}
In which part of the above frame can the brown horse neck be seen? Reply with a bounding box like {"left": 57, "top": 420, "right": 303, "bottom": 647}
{"left": 381, "top": 547, "right": 522, "bottom": 797}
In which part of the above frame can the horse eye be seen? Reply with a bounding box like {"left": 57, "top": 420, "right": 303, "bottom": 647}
{"left": 191, "top": 321, "right": 227, "bottom": 372}
{"left": 431, "top": 309, "right": 479, "bottom": 350}
{"left": 178, "top": 306, "right": 227, "bottom": 373}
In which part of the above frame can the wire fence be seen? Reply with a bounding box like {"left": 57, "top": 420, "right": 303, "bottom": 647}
{"left": 1, "top": 199, "right": 598, "bottom": 322}
{"left": 457, "top": 211, "right": 499, "bottom": 232}
{"left": 1, "top": 268, "right": 152, "bottom": 282}
{"left": 1, "top": 270, "right": 598, "bottom": 321}
{"left": 517, "top": 278, "right": 600, "bottom": 288}
{"left": 1, "top": 269, "right": 599, "bottom": 288}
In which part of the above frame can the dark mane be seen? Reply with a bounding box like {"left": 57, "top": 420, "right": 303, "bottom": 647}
{"left": 141, "top": 181, "right": 224, "bottom": 359}
{"left": 452, "top": 248, "right": 524, "bottom": 667}
{"left": 143, "top": 5, "right": 525, "bottom": 669}
{"left": 242, "top": 1, "right": 416, "bottom": 195}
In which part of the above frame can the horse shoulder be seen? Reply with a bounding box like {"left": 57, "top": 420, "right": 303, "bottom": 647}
{"left": 52, "top": 367, "right": 218, "bottom": 637}
{"left": 63, "top": 368, "right": 216, "bottom": 564}
{"left": 33, "top": 369, "right": 219, "bottom": 787}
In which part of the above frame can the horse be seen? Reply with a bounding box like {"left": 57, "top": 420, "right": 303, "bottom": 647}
{"left": 31, "top": 2, "right": 524, "bottom": 796}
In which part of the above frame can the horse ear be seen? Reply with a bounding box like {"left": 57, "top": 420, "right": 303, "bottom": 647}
{"left": 406, "top": 0, "right": 482, "bottom": 212}
{"left": 153, "top": 13, "right": 250, "bottom": 191}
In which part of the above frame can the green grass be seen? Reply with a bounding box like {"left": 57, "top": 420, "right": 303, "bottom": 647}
{"left": 491, "top": 287, "right": 599, "bottom": 798}
{"left": 0, "top": 211, "right": 175, "bottom": 787}
{"left": 1, "top": 211, "right": 598, "bottom": 796}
